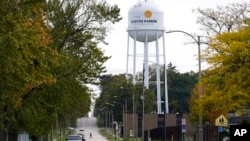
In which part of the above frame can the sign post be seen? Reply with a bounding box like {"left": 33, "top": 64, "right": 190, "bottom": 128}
{"left": 182, "top": 119, "right": 186, "bottom": 141}
{"left": 215, "top": 115, "right": 228, "bottom": 141}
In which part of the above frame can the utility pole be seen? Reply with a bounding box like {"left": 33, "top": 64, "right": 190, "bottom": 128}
{"left": 165, "top": 30, "right": 204, "bottom": 141}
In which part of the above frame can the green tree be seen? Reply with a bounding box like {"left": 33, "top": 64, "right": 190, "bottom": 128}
{"left": 95, "top": 63, "right": 198, "bottom": 124}
{"left": 18, "top": 0, "right": 121, "bottom": 138}
{"left": 148, "top": 63, "right": 198, "bottom": 113}
{"left": 16, "top": 77, "right": 91, "bottom": 137}
{"left": 94, "top": 74, "right": 156, "bottom": 122}
{"left": 168, "top": 71, "right": 198, "bottom": 113}
{"left": 0, "top": 0, "right": 122, "bottom": 140}
{"left": 0, "top": 0, "right": 58, "bottom": 140}
{"left": 47, "top": 0, "right": 121, "bottom": 84}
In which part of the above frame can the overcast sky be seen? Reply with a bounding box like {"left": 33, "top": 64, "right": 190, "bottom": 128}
{"left": 100, "top": 0, "right": 247, "bottom": 75}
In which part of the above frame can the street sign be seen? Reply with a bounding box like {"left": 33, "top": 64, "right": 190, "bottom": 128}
{"left": 182, "top": 125, "right": 186, "bottom": 133}
{"left": 181, "top": 119, "right": 187, "bottom": 133}
{"left": 182, "top": 119, "right": 186, "bottom": 125}
{"left": 129, "top": 130, "right": 134, "bottom": 137}
{"left": 218, "top": 127, "right": 224, "bottom": 133}
{"left": 215, "top": 114, "right": 228, "bottom": 127}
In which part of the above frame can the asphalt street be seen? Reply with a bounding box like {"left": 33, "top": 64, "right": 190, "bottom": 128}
{"left": 75, "top": 117, "right": 108, "bottom": 141}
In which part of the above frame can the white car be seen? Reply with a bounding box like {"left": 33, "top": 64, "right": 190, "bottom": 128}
{"left": 66, "top": 135, "right": 83, "bottom": 141}
{"left": 77, "top": 133, "right": 85, "bottom": 141}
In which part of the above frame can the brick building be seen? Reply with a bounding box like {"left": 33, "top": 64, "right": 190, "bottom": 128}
{"left": 123, "top": 113, "right": 196, "bottom": 140}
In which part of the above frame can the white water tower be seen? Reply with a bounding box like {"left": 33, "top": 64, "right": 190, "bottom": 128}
{"left": 126, "top": 0, "right": 168, "bottom": 114}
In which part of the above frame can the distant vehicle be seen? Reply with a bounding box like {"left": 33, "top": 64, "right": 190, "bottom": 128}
{"left": 67, "top": 127, "right": 74, "bottom": 130}
{"left": 66, "top": 135, "right": 84, "bottom": 141}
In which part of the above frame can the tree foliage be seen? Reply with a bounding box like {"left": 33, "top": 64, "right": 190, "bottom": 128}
{"left": 205, "top": 26, "right": 250, "bottom": 121}
{"left": 94, "top": 74, "right": 156, "bottom": 122}
{"left": 0, "top": 0, "right": 56, "bottom": 108}
{"left": 0, "top": 0, "right": 121, "bottom": 139}
{"left": 189, "top": 1, "right": 250, "bottom": 124}
{"left": 47, "top": 0, "right": 121, "bottom": 84}
{"left": 0, "top": 0, "right": 58, "bottom": 139}
{"left": 148, "top": 63, "right": 198, "bottom": 113}
{"left": 94, "top": 63, "right": 198, "bottom": 124}
{"left": 189, "top": 25, "right": 250, "bottom": 123}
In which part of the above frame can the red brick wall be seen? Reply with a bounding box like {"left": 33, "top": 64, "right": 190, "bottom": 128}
{"left": 144, "top": 114, "right": 158, "bottom": 130}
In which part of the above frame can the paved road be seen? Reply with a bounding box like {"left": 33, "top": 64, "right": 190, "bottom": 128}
{"left": 75, "top": 117, "right": 108, "bottom": 141}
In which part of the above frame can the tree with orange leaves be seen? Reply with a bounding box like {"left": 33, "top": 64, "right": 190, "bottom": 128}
{"left": 0, "top": 0, "right": 58, "bottom": 140}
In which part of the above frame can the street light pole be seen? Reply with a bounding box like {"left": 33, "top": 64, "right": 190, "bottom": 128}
{"left": 142, "top": 62, "right": 145, "bottom": 141}
{"left": 132, "top": 87, "right": 135, "bottom": 140}
{"left": 165, "top": 30, "right": 203, "bottom": 141}
{"left": 112, "top": 101, "right": 125, "bottom": 140}
{"left": 120, "top": 86, "right": 135, "bottom": 139}
{"left": 163, "top": 64, "right": 166, "bottom": 141}
{"left": 197, "top": 36, "right": 203, "bottom": 141}
{"left": 105, "top": 103, "right": 115, "bottom": 139}
{"left": 125, "top": 100, "right": 127, "bottom": 140}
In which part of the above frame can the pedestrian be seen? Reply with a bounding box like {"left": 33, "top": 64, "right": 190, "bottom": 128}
{"left": 90, "top": 132, "right": 92, "bottom": 138}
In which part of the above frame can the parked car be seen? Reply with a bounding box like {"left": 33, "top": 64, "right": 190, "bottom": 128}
{"left": 77, "top": 133, "right": 85, "bottom": 141}
{"left": 66, "top": 135, "right": 84, "bottom": 141}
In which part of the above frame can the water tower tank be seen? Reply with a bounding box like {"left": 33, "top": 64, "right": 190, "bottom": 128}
{"left": 128, "top": 1, "right": 164, "bottom": 42}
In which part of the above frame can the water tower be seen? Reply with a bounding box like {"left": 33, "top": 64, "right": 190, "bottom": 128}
{"left": 126, "top": 0, "right": 168, "bottom": 114}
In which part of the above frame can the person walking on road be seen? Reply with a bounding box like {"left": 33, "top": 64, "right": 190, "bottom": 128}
{"left": 90, "top": 132, "right": 92, "bottom": 138}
